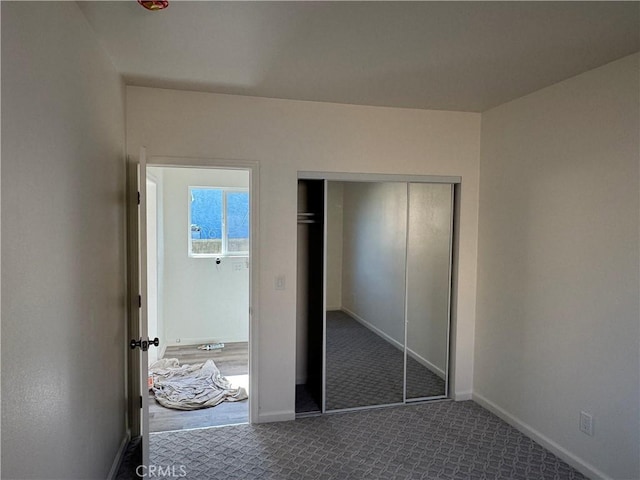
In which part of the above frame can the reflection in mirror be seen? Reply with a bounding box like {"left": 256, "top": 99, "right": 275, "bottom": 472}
{"left": 405, "top": 183, "right": 453, "bottom": 400}
{"left": 325, "top": 181, "right": 407, "bottom": 410}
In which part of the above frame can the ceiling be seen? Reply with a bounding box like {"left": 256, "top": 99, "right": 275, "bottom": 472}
{"left": 79, "top": 1, "right": 639, "bottom": 112}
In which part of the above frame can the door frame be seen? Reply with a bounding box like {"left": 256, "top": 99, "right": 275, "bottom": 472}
{"left": 126, "top": 154, "right": 260, "bottom": 450}
{"left": 146, "top": 174, "right": 160, "bottom": 365}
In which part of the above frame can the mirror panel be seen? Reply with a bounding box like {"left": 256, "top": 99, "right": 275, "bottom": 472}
{"left": 325, "top": 181, "right": 407, "bottom": 410}
{"left": 405, "top": 183, "right": 453, "bottom": 400}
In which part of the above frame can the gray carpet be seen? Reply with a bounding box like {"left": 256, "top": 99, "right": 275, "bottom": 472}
{"left": 148, "top": 400, "right": 587, "bottom": 480}
{"left": 326, "top": 310, "right": 445, "bottom": 410}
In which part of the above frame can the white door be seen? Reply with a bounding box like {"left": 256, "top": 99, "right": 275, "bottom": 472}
{"left": 138, "top": 147, "right": 151, "bottom": 467}
{"left": 129, "top": 147, "right": 151, "bottom": 468}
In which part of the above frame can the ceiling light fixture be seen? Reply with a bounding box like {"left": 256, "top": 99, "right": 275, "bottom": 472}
{"left": 137, "top": 0, "right": 169, "bottom": 11}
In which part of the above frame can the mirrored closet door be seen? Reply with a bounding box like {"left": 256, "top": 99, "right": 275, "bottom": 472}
{"left": 296, "top": 176, "right": 455, "bottom": 416}
{"left": 405, "top": 183, "right": 453, "bottom": 401}
{"left": 325, "top": 181, "right": 407, "bottom": 410}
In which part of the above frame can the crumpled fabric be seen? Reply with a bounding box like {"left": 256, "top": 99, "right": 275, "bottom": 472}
{"left": 149, "top": 358, "right": 247, "bottom": 410}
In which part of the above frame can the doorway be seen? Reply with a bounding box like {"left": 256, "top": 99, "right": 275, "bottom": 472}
{"left": 146, "top": 165, "right": 251, "bottom": 432}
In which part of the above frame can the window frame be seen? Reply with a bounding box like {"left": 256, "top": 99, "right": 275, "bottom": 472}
{"left": 188, "top": 186, "right": 249, "bottom": 258}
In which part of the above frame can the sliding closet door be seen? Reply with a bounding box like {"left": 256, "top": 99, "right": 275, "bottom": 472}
{"left": 405, "top": 183, "right": 453, "bottom": 400}
{"left": 325, "top": 181, "right": 407, "bottom": 411}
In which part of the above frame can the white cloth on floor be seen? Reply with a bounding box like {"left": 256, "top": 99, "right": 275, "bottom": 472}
{"left": 149, "top": 358, "right": 247, "bottom": 410}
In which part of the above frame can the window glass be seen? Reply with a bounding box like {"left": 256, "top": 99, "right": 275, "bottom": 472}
{"left": 189, "top": 188, "right": 248, "bottom": 256}
{"left": 226, "top": 191, "right": 250, "bottom": 254}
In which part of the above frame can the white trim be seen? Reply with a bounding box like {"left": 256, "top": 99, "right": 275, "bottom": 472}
{"left": 473, "top": 392, "right": 611, "bottom": 480}
{"left": 151, "top": 156, "right": 258, "bottom": 171}
{"left": 164, "top": 337, "right": 248, "bottom": 347}
{"left": 454, "top": 390, "right": 473, "bottom": 401}
{"left": 107, "top": 430, "right": 131, "bottom": 480}
{"left": 406, "top": 347, "right": 446, "bottom": 379}
{"left": 257, "top": 410, "right": 295, "bottom": 423}
{"left": 342, "top": 307, "right": 404, "bottom": 351}
{"left": 248, "top": 163, "right": 260, "bottom": 425}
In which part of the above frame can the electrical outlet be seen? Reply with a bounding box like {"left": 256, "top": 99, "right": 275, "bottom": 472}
{"left": 275, "top": 274, "right": 286, "bottom": 290}
{"left": 579, "top": 411, "right": 593, "bottom": 436}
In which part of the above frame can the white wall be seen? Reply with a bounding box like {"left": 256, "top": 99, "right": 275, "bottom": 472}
{"left": 341, "top": 182, "right": 407, "bottom": 345}
{"left": 156, "top": 167, "right": 249, "bottom": 346}
{"left": 475, "top": 53, "right": 639, "bottom": 480}
{"left": 126, "top": 86, "right": 481, "bottom": 420}
{"left": 2, "top": 3, "right": 126, "bottom": 479}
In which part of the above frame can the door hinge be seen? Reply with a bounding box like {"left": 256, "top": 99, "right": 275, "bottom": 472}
{"left": 137, "top": 191, "right": 141, "bottom": 205}
{"left": 140, "top": 396, "right": 143, "bottom": 409}
{"left": 138, "top": 295, "right": 142, "bottom": 308}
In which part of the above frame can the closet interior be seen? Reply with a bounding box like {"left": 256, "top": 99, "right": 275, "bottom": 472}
{"left": 296, "top": 176, "right": 456, "bottom": 416}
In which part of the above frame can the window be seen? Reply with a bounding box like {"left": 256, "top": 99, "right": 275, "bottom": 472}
{"left": 189, "top": 187, "right": 249, "bottom": 257}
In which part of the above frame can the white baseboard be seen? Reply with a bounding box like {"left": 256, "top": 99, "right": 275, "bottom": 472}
{"left": 454, "top": 390, "right": 473, "bottom": 401}
{"left": 107, "top": 430, "right": 131, "bottom": 480}
{"left": 257, "top": 410, "right": 295, "bottom": 423}
{"left": 406, "top": 347, "right": 446, "bottom": 379}
{"left": 342, "top": 308, "right": 404, "bottom": 351}
{"left": 473, "top": 392, "right": 610, "bottom": 480}
{"left": 165, "top": 337, "right": 248, "bottom": 348}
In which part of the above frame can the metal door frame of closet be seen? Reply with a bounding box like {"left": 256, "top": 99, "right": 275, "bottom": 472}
{"left": 298, "top": 172, "right": 461, "bottom": 415}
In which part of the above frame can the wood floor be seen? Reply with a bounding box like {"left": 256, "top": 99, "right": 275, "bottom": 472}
{"left": 148, "top": 342, "right": 249, "bottom": 433}
{"left": 162, "top": 342, "right": 248, "bottom": 376}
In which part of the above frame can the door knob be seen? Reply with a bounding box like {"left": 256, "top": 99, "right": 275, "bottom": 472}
{"left": 130, "top": 337, "right": 160, "bottom": 351}
{"left": 130, "top": 338, "right": 148, "bottom": 351}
